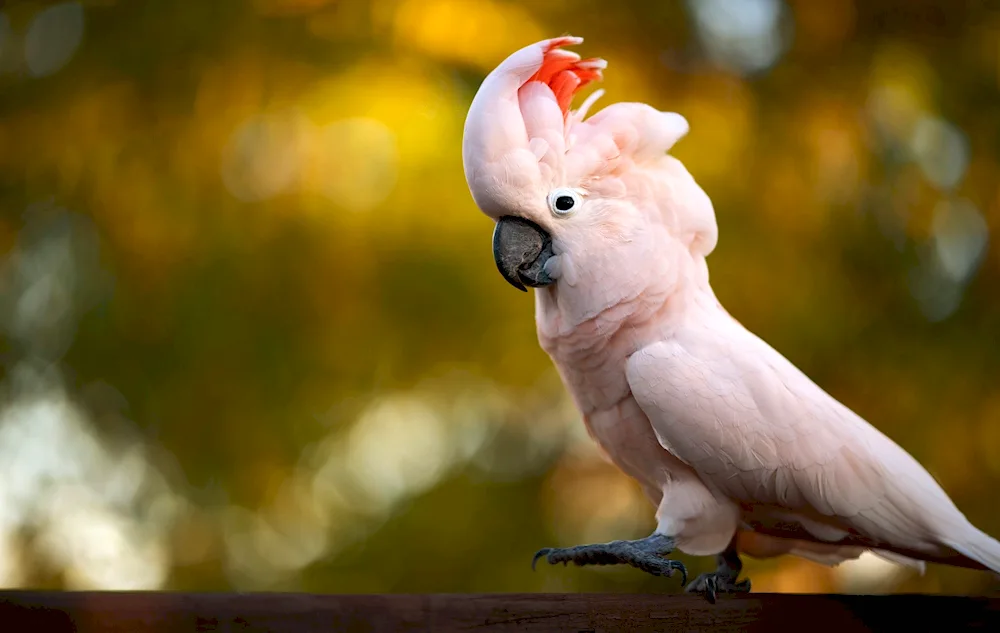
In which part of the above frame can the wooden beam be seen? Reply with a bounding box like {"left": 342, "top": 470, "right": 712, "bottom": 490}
{"left": 0, "top": 592, "right": 998, "bottom": 632}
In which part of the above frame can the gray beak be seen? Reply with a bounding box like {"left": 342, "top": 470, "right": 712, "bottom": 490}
{"left": 492, "top": 216, "right": 555, "bottom": 292}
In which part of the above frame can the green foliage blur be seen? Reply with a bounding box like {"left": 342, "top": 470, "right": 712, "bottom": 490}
{"left": 0, "top": 0, "right": 998, "bottom": 595}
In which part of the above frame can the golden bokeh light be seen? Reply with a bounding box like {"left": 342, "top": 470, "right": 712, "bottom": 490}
{"left": 0, "top": 0, "right": 996, "bottom": 598}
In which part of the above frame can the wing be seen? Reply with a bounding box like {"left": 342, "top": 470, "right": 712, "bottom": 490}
{"left": 625, "top": 319, "right": 984, "bottom": 567}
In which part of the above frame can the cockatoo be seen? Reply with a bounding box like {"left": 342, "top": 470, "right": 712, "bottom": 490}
{"left": 462, "top": 36, "right": 1000, "bottom": 600}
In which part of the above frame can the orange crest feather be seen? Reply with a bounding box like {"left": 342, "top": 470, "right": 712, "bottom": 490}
{"left": 528, "top": 40, "right": 604, "bottom": 119}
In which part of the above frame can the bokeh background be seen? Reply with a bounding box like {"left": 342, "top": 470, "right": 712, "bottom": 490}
{"left": 0, "top": 0, "right": 998, "bottom": 596}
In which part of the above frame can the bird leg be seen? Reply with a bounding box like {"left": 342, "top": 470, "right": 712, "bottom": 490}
{"left": 531, "top": 532, "right": 687, "bottom": 584}
{"left": 684, "top": 545, "right": 751, "bottom": 603}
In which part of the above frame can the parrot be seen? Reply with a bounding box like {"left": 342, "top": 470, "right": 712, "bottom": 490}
{"left": 461, "top": 35, "right": 1000, "bottom": 601}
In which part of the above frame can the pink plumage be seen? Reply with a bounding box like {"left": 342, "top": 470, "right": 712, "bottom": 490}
{"left": 463, "top": 36, "right": 1000, "bottom": 595}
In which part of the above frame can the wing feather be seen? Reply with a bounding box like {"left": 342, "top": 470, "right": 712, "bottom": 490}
{"left": 625, "top": 323, "right": 999, "bottom": 572}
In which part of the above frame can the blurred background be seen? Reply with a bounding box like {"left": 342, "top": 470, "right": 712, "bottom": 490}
{"left": 0, "top": 0, "right": 998, "bottom": 596}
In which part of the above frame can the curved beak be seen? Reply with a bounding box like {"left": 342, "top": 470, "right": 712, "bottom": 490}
{"left": 492, "top": 216, "right": 555, "bottom": 292}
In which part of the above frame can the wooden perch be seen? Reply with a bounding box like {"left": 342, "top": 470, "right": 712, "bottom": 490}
{"left": 0, "top": 591, "right": 998, "bottom": 632}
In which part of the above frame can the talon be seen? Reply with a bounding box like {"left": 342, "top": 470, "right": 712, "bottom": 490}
{"left": 531, "top": 548, "right": 553, "bottom": 571}
{"left": 685, "top": 570, "right": 750, "bottom": 602}
{"left": 706, "top": 576, "right": 718, "bottom": 604}
{"left": 684, "top": 546, "right": 750, "bottom": 602}
{"left": 675, "top": 562, "right": 688, "bottom": 586}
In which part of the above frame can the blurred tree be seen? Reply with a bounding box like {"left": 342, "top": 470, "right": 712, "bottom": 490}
{"left": 0, "top": 0, "right": 997, "bottom": 595}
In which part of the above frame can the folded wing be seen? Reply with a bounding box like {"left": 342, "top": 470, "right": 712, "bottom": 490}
{"left": 625, "top": 321, "right": 1000, "bottom": 572}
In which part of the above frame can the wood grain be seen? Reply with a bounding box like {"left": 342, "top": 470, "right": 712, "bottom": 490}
{"left": 0, "top": 592, "right": 998, "bottom": 632}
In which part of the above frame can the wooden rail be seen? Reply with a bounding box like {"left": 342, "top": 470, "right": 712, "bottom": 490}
{"left": 0, "top": 592, "right": 998, "bottom": 632}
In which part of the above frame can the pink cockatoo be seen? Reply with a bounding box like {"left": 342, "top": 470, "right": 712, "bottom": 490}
{"left": 462, "top": 36, "right": 1000, "bottom": 600}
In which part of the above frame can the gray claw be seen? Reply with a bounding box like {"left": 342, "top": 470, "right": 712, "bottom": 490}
{"left": 531, "top": 548, "right": 551, "bottom": 571}
{"left": 684, "top": 546, "right": 751, "bottom": 603}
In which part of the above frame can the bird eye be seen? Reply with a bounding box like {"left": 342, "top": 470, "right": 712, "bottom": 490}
{"left": 547, "top": 188, "right": 583, "bottom": 217}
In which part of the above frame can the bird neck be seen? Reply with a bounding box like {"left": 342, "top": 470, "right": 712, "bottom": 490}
{"left": 534, "top": 248, "right": 723, "bottom": 362}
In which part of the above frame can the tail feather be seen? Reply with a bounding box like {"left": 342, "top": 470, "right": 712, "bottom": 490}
{"left": 738, "top": 531, "right": 868, "bottom": 567}
{"left": 943, "top": 526, "right": 1000, "bottom": 576}
{"left": 788, "top": 544, "right": 863, "bottom": 567}
{"left": 871, "top": 549, "right": 926, "bottom": 575}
